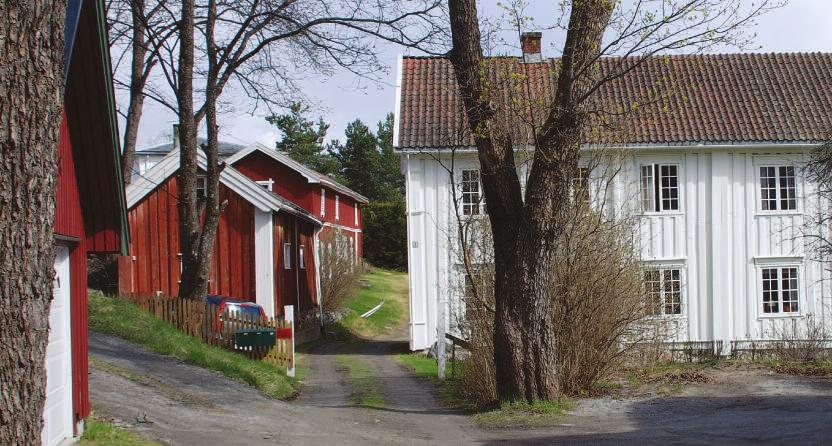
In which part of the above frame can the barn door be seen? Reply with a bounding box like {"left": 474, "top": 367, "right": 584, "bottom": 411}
{"left": 42, "top": 246, "right": 74, "bottom": 446}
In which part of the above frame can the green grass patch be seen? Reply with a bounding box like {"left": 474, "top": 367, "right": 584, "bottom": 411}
{"left": 334, "top": 354, "right": 386, "bottom": 408}
{"left": 339, "top": 267, "right": 407, "bottom": 338}
{"left": 394, "top": 352, "right": 471, "bottom": 410}
{"left": 88, "top": 291, "right": 296, "bottom": 399}
{"left": 79, "top": 416, "right": 161, "bottom": 446}
{"left": 475, "top": 399, "right": 572, "bottom": 427}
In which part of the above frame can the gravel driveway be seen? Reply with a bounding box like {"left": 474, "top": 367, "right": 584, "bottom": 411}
{"left": 89, "top": 331, "right": 832, "bottom": 445}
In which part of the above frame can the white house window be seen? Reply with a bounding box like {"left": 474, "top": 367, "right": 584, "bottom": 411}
{"left": 354, "top": 205, "right": 359, "bottom": 227}
{"left": 335, "top": 195, "right": 340, "bottom": 221}
{"left": 761, "top": 266, "right": 799, "bottom": 314}
{"left": 283, "top": 243, "right": 292, "bottom": 270}
{"left": 759, "top": 166, "right": 796, "bottom": 211}
{"left": 299, "top": 245, "right": 305, "bottom": 269}
{"left": 461, "top": 169, "right": 483, "bottom": 216}
{"left": 640, "top": 164, "right": 679, "bottom": 212}
{"left": 320, "top": 189, "right": 326, "bottom": 217}
{"left": 196, "top": 175, "right": 207, "bottom": 198}
{"left": 572, "top": 167, "right": 590, "bottom": 206}
{"left": 644, "top": 268, "right": 682, "bottom": 316}
{"left": 256, "top": 178, "right": 274, "bottom": 192}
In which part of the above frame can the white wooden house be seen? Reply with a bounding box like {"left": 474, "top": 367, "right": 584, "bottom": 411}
{"left": 395, "top": 35, "right": 832, "bottom": 352}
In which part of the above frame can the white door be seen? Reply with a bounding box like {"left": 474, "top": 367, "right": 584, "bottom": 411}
{"left": 42, "top": 246, "right": 74, "bottom": 446}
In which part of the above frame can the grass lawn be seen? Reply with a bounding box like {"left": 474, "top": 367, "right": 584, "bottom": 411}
{"left": 88, "top": 291, "right": 297, "bottom": 399}
{"left": 334, "top": 354, "right": 386, "bottom": 408}
{"left": 338, "top": 267, "right": 407, "bottom": 338}
{"left": 79, "top": 416, "right": 160, "bottom": 446}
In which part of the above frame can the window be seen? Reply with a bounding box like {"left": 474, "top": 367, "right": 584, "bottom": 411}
{"left": 354, "top": 205, "right": 359, "bottom": 227}
{"left": 283, "top": 243, "right": 292, "bottom": 270}
{"left": 335, "top": 195, "right": 340, "bottom": 221}
{"left": 196, "top": 176, "right": 207, "bottom": 198}
{"left": 572, "top": 167, "right": 590, "bottom": 206}
{"left": 461, "top": 169, "right": 483, "bottom": 216}
{"left": 320, "top": 189, "right": 326, "bottom": 217}
{"left": 759, "top": 166, "right": 796, "bottom": 211}
{"left": 299, "top": 245, "right": 305, "bottom": 269}
{"left": 256, "top": 178, "right": 274, "bottom": 192}
{"left": 643, "top": 268, "right": 682, "bottom": 316}
{"left": 640, "top": 164, "right": 679, "bottom": 212}
{"left": 761, "top": 266, "right": 799, "bottom": 314}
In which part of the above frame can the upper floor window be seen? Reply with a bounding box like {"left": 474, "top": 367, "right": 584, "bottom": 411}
{"left": 299, "top": 245, "right": 306, "bottom": 269}
{"left": 761, "top": 266, "right": 799, "bottom": 314}
{"left": 461, "top": 169, "right": 484, "bottom": 216}
{"left": 335, "top": 195, "right": 340, "bottom": 221}
{"left": 644, "top": 267, "right": 682, "bottom": 316}
{"left": 759, "top": 166, "right": 796, "bottom": 211}
{"left": 640, "top": 164, "right": 679, "bottom": 213}
{"left": 320, "top": 189, "right": 326, "bottom": 217}
{"left": 572, "top": 167, "right": 590, "bottom": 206}
{"left": 196, "top": 175, "right": 207, "bottom": 199}
{"left": 354, "top": 205, "right": 359, "bottom": 227}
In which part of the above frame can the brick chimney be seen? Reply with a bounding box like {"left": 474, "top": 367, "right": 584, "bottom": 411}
{"left": 521, "top": 32, "right": 542, "bottom": 63}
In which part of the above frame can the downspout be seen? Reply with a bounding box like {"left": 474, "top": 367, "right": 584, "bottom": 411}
{"left": 294, "top": 219, "right": 301, "bottom": 316}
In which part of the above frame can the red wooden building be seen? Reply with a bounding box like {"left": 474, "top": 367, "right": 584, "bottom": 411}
{"left": 226, "top": 144, "right": 369, "bottom": 261}
{"left": 118, "top": 149, "right": 322, "bottom": 317}
{"left": 48, "top": 0, "right": 129, "bottom": 443}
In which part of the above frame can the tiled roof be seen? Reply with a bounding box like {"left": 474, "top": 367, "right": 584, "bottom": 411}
{"left": 397, "top": 53, "right": 832, "bottom": 148}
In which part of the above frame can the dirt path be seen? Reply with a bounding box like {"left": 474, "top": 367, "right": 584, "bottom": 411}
{"left": 89, "top": 332, "right": 477, "bottom": 445}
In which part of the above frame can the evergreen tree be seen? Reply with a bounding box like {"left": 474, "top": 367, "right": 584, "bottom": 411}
{"left": 376, "top": 113, "right": 404, "bottom": 196}
{"left": 334, "top": 119, "right": 388, "bottom": 200}
{"left": 266, "top": 102, "right": 340, "bottom": 176}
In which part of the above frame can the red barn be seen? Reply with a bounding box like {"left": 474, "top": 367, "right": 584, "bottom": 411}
{"left": 226, "top": 144, "right": 369, "bottom": 261}
{"left": 48, "top": 0, "right": 129, "bottom": 443}
{"left": 118, "top": 149, "right": 322, "bottom": 317}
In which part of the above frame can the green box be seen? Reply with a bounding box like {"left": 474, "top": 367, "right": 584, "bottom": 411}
{"left": 233, "top": 328, "right": 276, "bottom": 347}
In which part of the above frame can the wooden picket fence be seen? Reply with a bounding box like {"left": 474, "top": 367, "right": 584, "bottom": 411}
{"left": 125, "top": 293, "right": 295, "bottom": 375}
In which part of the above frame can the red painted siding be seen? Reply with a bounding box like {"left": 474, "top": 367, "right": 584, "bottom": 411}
{"left": 272, "top": 214, "right": 318, "bottom": 315}
{"left": 55, "top": 116, "right": 84, "bottom": 240}
{"left": 120, "top": 177, "right": 256, "bottom": 301}
{"left": 233, "top": 151, "right": 314, "bottom": 210}
{"left": 68, "top": 242, "right": 89, "bottom": 425}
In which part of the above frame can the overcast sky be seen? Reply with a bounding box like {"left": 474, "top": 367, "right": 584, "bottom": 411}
{"left": 125, "top": 0, "right": 832, "bottom": 150}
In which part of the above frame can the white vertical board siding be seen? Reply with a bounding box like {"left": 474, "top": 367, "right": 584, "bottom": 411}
{"left": 254, "top": 210, "right": 275, "bottom": 317}
{"left": 403, "top": 147, "right": 830, "bottom": 351}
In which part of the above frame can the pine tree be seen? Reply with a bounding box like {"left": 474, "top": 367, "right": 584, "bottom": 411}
{"left": 376, "top": 113, "right": 404, "bottom": 196}
{"left": 334, "top": 119, "right": 386, "bottom": 200}
{"left": 266, "top": 102, "right": 340, "bottom": 176}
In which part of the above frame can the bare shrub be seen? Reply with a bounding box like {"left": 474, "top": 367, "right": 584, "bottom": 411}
{"left": 768, "top": 315, "right": 830, "bottom": 363}
{"left": 551, "top": 203, "right": 656, "bottom": 396}
{"left": 319, "top": 229, "right": 362, "bottom": 314}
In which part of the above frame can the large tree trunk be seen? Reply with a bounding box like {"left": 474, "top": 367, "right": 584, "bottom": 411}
{"left": 121, "top": 0, "right": 151, "bottom": 186}
{"left": 448, "top": 0, "right": 612, "bottom": 402}
{"left": 176, "top": 0, "right": 206, "bottom": 300}
{"left": 177, "top": 0, "right": 224, "bottom": 300}
{"left": 0, "top": 2, "right": 66, "bottom": 443}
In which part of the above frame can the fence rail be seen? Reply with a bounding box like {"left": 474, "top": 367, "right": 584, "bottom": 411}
{"left": 123, "top": 293, "right": 295, "bottom": 375}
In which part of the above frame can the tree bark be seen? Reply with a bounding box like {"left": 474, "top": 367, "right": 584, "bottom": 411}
{"left": 121, "top": 0, "right": 152, "bottom": 185}
{"left": 0, "top": 2, "right": 66, "bottom": 443}
{"left": 448, "top": 0, "right": 613, "bottom": 402}
{"left": 176, "top": 0, "right": 205, "bottom": 300}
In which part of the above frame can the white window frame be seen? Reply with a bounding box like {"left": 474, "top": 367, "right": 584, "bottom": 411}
{"left": 299, "top": 245, "right": 305, "bottom": 269}
{"left": 320, "top": 189, "right": 326, "bottom": 217}
{"left": 459, "top": 168, "right": 485, "bottom": 216}
{"left": 639, "top": 161, "right": 681, "bottom": 214}
{"left": 354, "top": 205, "right": 359, "bottom": 227}
{"left": 283, "top": 243, "right": 292, "bottom": 270}
{"left": 755, "top": 159, "right": 800, "bottom": 214}
{"left": 196, "top": 175, "right": 207, "bottom": 198}
{"left": 256, "top": 178, "right": 274, "bottom": 192}
{"left": 335, "top": 195, "right": 340, "bottom": 221}
{"left": 572, "top": 166, "right": 590, "bottom": 206}
{"left": 756, "top": 263, "right": 801, "bottom": 317}
{"left": 642, "top": 265, "right": 685, "bottom": 317}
